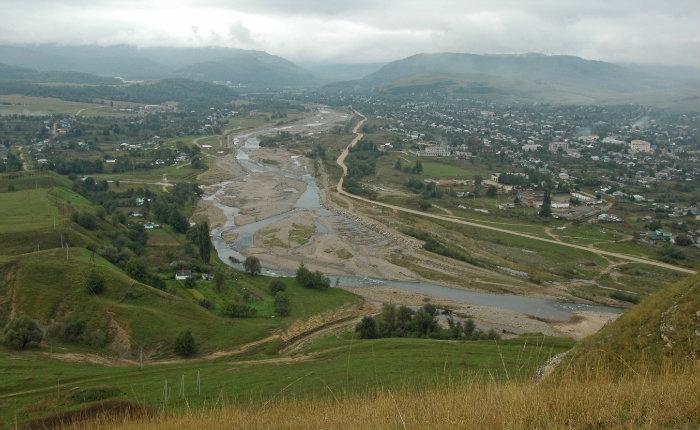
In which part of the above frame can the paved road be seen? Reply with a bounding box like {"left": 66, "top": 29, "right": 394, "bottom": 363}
{"left": 336, "top": 113, "right": 696, "bottom": 276}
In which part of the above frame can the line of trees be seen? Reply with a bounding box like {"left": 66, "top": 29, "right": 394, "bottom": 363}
{"left": 356, "top": 303, "right": 500, "bottom": 341}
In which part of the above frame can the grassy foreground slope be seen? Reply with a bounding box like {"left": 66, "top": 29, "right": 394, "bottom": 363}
{"left": 1, "top": 335, "right": 573, "bottom": 427}
{"left": 84, "top": 275, "right": 700, "bottom": 430}
{"left": 559, "top": 273, "right": 699, "bottom": 375}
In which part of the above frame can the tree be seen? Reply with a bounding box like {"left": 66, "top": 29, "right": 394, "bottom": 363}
{"left": 3, "top": 316, "right": 43, "bottom": 350}
{"left": 84, "top": 270, "right": 105, "bottom": 295}
{"left": 539, "top": 190, "right": 552, "bottom": 217}
{"left": 125, "top": 257, "right": 147, "bottom": 281}
{"left": 269, "top": 279, "right": 286, "bottom": 294}
{"left": 419, "top": 199, "right": 432, "bottom": 211}
{"left": 411, "top": 310, "right": 438, "bottom": 336}
{"left": 463, "top": 318, "right": 476, "bottom": 337}
{"left": 355, "top": 316, "right": 380, "bottom": 339}
{"left": 213, "top": 268, "right": 226, "bottom": 292}
{"left": 169, "top": 210, "right": 189, "bottom": 233}
{"left": 174, "top": 330, "right": 196, "bottom": 357}
{"left": 394, "top": 158, "right": 402, "bottom": 170}
{"left": 183, "top": 277, "right": 196, "bottom": 289}
{"left": 486, "top": 185, "right": 498, "bottom": 197}
{"left": 295, "top": 263, "right": 330, "bottom": 289}
{"left": 193, "top": 222, "right": 211, "bottom": 264}
{"left": 414, "top": 159, "right": 423, "bottom": 174}
{"left": 244, "top": 256, "right": 261, "bottom": 276}
{"left": 274, "top": 293, "right": 291, "bottom": 317}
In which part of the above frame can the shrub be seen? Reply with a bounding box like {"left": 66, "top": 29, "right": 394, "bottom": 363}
{"left": 174, "top": 330, "right": 196, "bottom": 357}
{"left": 198, "top": 298, "right": 213, "bottom": 309}
{"left": 356, "top": 316, "right": 380, "bottom": 339}
{"left": 274, "top": 293, "right": 291, "bottom": 317}
{"left": 675, "top": 235, "right": 693, "bottom": 247}
{"left": 295, "top": 263, "right": 330, "bottom": 290}
{"left": 2, "top": 316, "right": 43, "bottom": 349}
{"left": 84, "top": 270, "right": 106, "bottom": 295}
{"left": 70, "top": 386, "right": 121, "bottom": 403}
{"left": 609, "top": 291, "right": 640, "bottom": 304}
{"left": 244, "top": 256, "right": 262, "bottom": 276}
{"left": 125, "top": 257, "right": 147, "bottom": 281}
{"left": 71, "top": 211, "right": 98, "bottom": 230}
{"left": 269, "top": 279, "right": 287, "bottom": 294}
{"left": 222, "top": 303, "right": 257, "bottom": 318}
{"left": 183, "top": 277, "right": 196, "bottom": 289}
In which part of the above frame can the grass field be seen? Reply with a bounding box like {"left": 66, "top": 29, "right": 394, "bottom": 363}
{"left": 0, "top": 95, "right": 138, "bottom": 117}
{"left": 0, "top": 334, "right": 574, "bottom": 426}
{"left": 421, "top": 159, "right": 491, "bottom": 179}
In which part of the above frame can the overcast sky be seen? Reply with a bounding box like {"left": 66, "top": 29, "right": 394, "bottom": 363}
{"left": 1, "top": 0, "right": 699, "bottom": 67}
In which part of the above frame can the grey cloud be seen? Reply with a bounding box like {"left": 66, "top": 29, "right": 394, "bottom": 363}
{"left": 0, "top": 0, "right": 698, "bottom": 67}
{"left": 228, "top": 21, "right": 253, "bottom": 45}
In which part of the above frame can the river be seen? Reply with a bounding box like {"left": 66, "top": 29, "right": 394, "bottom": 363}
{"left": 205, "top": 110, "right": 620, "bottom": 323}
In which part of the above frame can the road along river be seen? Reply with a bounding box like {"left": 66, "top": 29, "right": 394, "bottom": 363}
{"left": 202, "top": 107, "right": 621, "bottom": 334}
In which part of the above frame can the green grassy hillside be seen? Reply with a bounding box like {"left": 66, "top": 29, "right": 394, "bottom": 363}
{"left": 0, "top": 334, "right": 573, "bottom": 426}
{"left": 558, "top": 273, "right": 699, "bottom": 376}
{"left": 0, "top": 248, "right": 358, "bottom": 356}
{"left": 0, "top": 185, "right": 94, "bottom": 255}
{"left": 0, "top": 171, "right": 72, "bottom": 192}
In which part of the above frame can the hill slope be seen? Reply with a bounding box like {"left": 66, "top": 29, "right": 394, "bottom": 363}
{"left": 559, "top": 273, "right": 699, "bottom": 375}
{"left": 0, "top": 63, "right": 119, "bottom": 85}
{"left": 0, "top": 45, "right": 318, "bottom": 87}
{"left": 347, "top": 52, "right": 700, "bottom": 107}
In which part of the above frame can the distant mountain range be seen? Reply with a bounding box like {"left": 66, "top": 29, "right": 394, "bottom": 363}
{"left": 0, "top": 45, "right": 698, "bottom": 109}
{"left": 0, "top": 45, "right": 316, "bottom": 87}
{"left": 0, "top": 62, "right": 120, "bottom": 85}
{"left": 331, "top": 52, "right": 700, "bottom": 109}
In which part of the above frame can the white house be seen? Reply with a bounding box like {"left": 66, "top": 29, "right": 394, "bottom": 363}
{"left": 175, "top": 270, "right": 192, "bottom": 280}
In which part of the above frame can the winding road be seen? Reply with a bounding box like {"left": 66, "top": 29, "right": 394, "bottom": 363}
{"left": 336, "top": 113, "right": 696, "bottom": 276}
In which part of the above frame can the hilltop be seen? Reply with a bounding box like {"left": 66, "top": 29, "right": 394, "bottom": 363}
{"left": 332, "top": 52, "right": 700, "bottom": 108}
{"left": 0, "top": 45, "right": 318, "bottom": 88}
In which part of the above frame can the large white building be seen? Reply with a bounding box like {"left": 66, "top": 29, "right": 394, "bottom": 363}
{"left": 629, "top": 139, "right": 653, "bottom": 153}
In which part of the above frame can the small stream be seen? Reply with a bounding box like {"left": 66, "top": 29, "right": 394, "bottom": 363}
{"left": 205, "top": 112, "right": 621, "bottom": 323}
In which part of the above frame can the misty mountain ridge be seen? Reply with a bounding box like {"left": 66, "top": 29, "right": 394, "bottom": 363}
{"left": 0, "top": 44, "right": 316, "bottom": 87}
{"left": 336, "top": 52, "right": 700, "bottom": 109}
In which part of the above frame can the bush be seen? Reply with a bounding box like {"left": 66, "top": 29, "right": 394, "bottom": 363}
{"left": 675, "top": 235, "right": 693, "bottom": 247}
{"left": 2, "top": 316, "right": 43, "bottom": 349}
{"left": 356, "top": 316, "right": 380, "bottom": 339}
{"left": 269, "top": 279, "right": 287, "bottom": 294}
{"left": 274, "top": 293, "right": 291, "bottom": 317}
{"left": 609, "top": 291, "right": 640, "bottom": 304}
{"left": 183, "top": 277, "right": 196, "bottom": 289}
{"left": 125, "top": 257, "right": 147, "bottom": 281}
{"left": 198, "top": 298, "right": 213, "bottom": 309}
{"left": 296, "top": 263, "right": 330, "bottom": 290}
{"left": 71, "top": 211, "right": 98, "bottom": 230}
{"left": 244, "top": 256, "right": 261, "bottom": 276}
{"left": 174, "top": 330, "right": 196, "bottom": 357}
{"left": 222, "top": 303, "right": 257, "bottom": 318}
{"left": 84, "top": 270, "right": 106, "bottom": 294}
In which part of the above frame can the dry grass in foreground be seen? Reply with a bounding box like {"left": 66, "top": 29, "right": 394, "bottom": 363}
{"left": 71, "top": 365, "right": 699, "bottom": 430}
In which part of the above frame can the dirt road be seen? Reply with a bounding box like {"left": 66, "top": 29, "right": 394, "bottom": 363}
{"left": 336, "top": 113, "right": 696, "bottom": 276}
